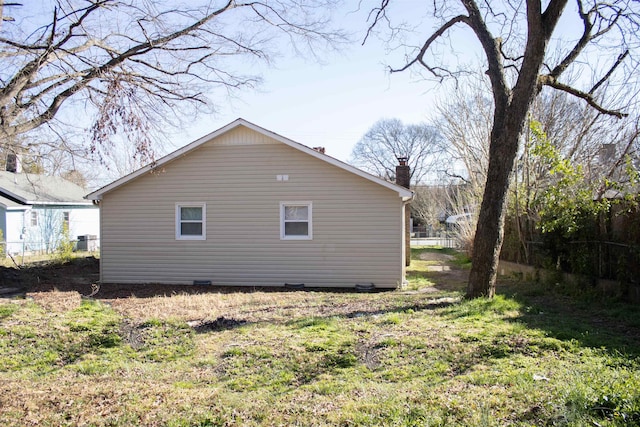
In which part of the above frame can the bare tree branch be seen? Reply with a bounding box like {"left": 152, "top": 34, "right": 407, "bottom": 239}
{"left": 461, "top": 0, "right": 511, "bottom": 110}
{"left": 539, "top": 75, "right": 627, "bottom": 118}
{"left": 590, "top": 50, "right": 629, "bottom": 94}
{"left": 362, "top": 0, "right": 391, "bottom": 45}
{"left": 389, "top": 14, "right": 468, "bottom": 80}
{"left": 597, "top": 116, "right": 640, "bottom": 198}
{"left": 1, "top": 0, "right": 345, "bottom": 162}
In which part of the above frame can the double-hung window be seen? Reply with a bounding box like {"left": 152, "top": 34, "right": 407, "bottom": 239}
{"left": 176, "top": 203, "right": 206, "bottom": 240}
{"left": 280, "top": 202, "right": 312, "bottom": 240}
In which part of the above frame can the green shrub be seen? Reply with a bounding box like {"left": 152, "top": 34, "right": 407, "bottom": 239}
{"left": 56, "top": 223, "right": 75, "bottom": 262}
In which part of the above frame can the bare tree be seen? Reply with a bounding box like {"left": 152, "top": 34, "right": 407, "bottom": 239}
{"left": 350, "top": 118, "right": 444, "bottom": 184}
{"left": 434, "top": 77, "right": 493, "bottom": 202}
{"left": 366, "top": 0, "right": 639, "bottom": 298}
{"left": 85, "top": 136, "right": 153, "bottom": 187}
{"left": 410, "top": 185, "right": 449, "bottom": 229}
{"left": 434, "top": 78, "right": 640, "bottom": 264}
{"left": 0, "top": 0, "right": 343, "bottom": 164}
{"left": 436, "top": 80, "right": 636, "bottom": 211}
{"left": 596, "top": 115, "right": 640, "bottom": 193}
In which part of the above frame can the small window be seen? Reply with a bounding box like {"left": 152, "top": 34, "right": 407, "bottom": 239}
{"left": 176, "top": 204, "right": 206, "bottom": 240}
{"left": 280, "top": 202, "right": 312, "bottom": 240}
{"left": 30, "top": 211, "right": 38, "bottom": 227}
{"left": 62, "top": 211, "right": 70, "bottom": 230}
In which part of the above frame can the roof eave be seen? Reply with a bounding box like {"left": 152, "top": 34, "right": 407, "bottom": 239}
{"left": 85, "top": 118, "right": 415, "bottom": 200}
{"left": 0, "top": 189, "right": 28, "bottom": 204}
{"left": 28, "top": 200, "right": 95, "bottom": 206}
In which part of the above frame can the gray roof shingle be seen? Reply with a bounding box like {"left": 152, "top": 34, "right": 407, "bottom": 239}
{"left": 0, "top": 172, "right": 91, "bottom": 205}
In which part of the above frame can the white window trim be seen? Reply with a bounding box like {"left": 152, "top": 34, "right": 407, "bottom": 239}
{"left": 176, "top": 203, "right": 206, "bottom": 240}
{"left": 280, "top": 201, "right": 313, "bottom": 240}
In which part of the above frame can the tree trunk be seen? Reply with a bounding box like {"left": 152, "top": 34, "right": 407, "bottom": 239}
{"left": 467, "top": 92, "right": 539, "bottom": 298}
{"left": 466, "top": 131, "right": 519, "bottom": 298}
{"left": 466, "top": 2, "right": 554, "bottom": 298}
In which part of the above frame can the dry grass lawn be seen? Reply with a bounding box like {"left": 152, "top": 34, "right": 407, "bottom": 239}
{"left": 0, "top": 248, "right": 638, "bottom": 426}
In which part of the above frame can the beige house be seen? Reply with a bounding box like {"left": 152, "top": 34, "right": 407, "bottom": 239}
{"left": 86, "top": 119, "right": 413, "bottom": 288}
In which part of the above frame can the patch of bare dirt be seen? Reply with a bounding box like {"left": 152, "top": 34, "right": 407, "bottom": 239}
{"left": 28, "top": 291, "right": 82, "bottom": 312}
{"left": 2, "top": 252, "right": 472, "bottom": 303}
{"left": 419, "top": 252, "right": 455, "bottom": 262}
{"left": 1, "top": 257, "right": 100, "bottom": 298}
{"left": 416, "top": 251, "right": 469, "bottom": 289}
{"left": 187, "top": 316, "right": 248, "bottom": 333}
{"left": 2, "top": 257, "right": 246, "bottom": 299}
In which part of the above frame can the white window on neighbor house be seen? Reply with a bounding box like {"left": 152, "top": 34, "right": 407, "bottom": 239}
{"left": 176, "top": 204, "right": 206, "bottom": 240}
{"left": 30, "top": 211, "right": 38, "bottom": 227}
{"left": 280, "top": 202, "right": 312, "bottom": 240}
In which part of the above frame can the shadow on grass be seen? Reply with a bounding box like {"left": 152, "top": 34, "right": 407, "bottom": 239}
{"left": 412, "top": 247, "right": 640, "bottom": 359}
{"left": 186, "top": 297, "right": 462, "bottom": 337}
{"left": 342, "top": 297, "right": 460, "bottom": 319}
{"left": 20, "top": 250, "right": 461, "bottom": 300}
{"left": 501, "top": 282, "right": 640, "bottom": 358}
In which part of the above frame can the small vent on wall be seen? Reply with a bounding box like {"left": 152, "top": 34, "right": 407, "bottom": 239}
{"left": 355, "top": 283, "right": 375, "bottom": 292}
{"left": 284, "top": 283, "right": 305, "bottom": 290}
{"left": 276, "top": 174, "right": 289, "bottom": 181}
{"left": 193, "top": 280, "right": 212, "bottom": 286}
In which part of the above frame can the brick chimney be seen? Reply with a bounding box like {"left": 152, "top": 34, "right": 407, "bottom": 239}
{"left": 395, "top": 157, "right": 410, "bottom": 189}
{"left": 396, "top": 157, "right": 411, "bottom": 267}
{"left": 6, "top": 153, "right": 21, "bottom": 173}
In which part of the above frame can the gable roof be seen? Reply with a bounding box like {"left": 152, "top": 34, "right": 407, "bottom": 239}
{"left": 86, "top": 118, "right": 414, "bottom": 201}
{"left": 0, "top": 171, "right": 93, "bottom": 206}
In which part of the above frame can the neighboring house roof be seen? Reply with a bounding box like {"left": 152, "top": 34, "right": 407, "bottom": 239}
{"left": 445, "top": 213, "right": 474, "bottom": 224}
{"left": 0, "top": 172, "right": 93, "bottom": 206}
{"left": 86, "top": 118, "right": 414, "bottom": 201}
{"left": 0, "top": 194, "right": 25, "bottom": 209}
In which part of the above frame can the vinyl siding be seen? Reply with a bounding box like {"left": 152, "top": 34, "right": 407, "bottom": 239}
{"left": 100, "top": 126, "right": 405, "bottom": 288}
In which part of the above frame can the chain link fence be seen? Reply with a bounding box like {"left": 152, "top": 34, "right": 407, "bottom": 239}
{"left": 1, "top": 235, "right": 99, "bottom": 264}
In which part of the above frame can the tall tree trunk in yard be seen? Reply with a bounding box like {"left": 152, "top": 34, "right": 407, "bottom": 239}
{"left": 466, "top": 0, "right": 562, "bottom": 298}
{"left": 467, "top": 137, "right": 514, "bottom": 298}
{"left": 467, "top": 110, "right": 534, "bottom": 297}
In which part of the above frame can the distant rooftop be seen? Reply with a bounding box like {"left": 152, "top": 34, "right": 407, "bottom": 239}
{"left": 0, "top": 172, "right": 92, "bottom": 205}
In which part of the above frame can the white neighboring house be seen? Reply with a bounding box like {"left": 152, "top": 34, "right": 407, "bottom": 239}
{"left": 0, "top": 171, "right": 100, "bottom": 255}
